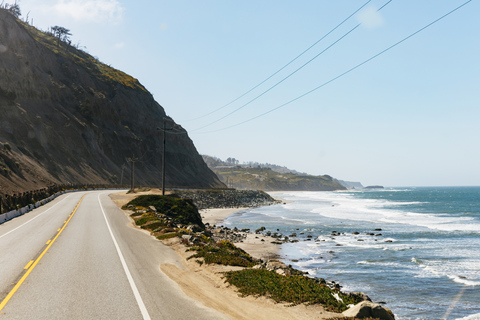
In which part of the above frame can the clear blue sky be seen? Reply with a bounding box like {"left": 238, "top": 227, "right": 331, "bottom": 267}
{"left": 16, "top": 0, "right": 480, "bottom": 187}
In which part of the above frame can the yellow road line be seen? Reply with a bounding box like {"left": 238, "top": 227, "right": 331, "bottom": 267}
{"left": 0, "top": 194, "right": 86, "bottom": 312}
{"left": 23, "top": 261, "right": 34, "bottom": 270}
{"left": 46, "top": 240, "right": 51, "bottom": 245}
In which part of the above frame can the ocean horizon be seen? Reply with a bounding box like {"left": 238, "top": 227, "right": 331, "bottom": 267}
{"left": 223, "top": 186, "right": 480, "bottom": 320}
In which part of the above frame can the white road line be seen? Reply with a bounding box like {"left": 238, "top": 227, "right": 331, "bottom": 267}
{"left": 0, "top": 194, "right": 73, "bottom": 240}
{"left": 97, "top": 193, "right": 152, "bottom": 320}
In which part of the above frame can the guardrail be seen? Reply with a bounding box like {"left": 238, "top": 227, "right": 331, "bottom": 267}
{"left": 0, "top": 184, "right": 129, "bottom": 224}
{"left": 0, "top": 184, "right": 233, "bottom": 224}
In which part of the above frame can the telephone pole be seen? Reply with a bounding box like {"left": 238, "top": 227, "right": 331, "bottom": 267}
{"left": 159, "top": 118, "right": 173, "bottom": 196}
{"left": 162, "top": 118, "right": 167, "bottom": 195}
{"left": 120, "top": 164, "right": 126, "bottom": 185}
{"left": 127, "top": 157, "right": 138, "bottom": 191}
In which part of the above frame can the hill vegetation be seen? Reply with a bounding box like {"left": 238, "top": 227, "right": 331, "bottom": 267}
{"left": 203, "top": 155, "right": 346, "bottom": 191}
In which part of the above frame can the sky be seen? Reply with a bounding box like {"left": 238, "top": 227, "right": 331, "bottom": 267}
{"left": 12, "top": 0, "right": 480, "bottom": 187}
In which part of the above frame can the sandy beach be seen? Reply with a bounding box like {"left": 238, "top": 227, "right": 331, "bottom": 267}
{"left": 160, "top": 208, "right": 341, "bottom": 320}
{"left": 110, "top": 189, "right": 344, "bottom": 319}
{"left": 201, "top": 207, "right": 281, "bottom": 261}
{"left": 200, "top": 207, "right": 247, "bottom": 226}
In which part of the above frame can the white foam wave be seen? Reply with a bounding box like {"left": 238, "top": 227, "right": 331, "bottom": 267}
{"left": 413, "top": 258, "right": 480, "bottom": 286}
{"left": 448, "top": 275, "right": 480, "bottom": 286}
{"left": 356, "top": 260, "right": 404, "bottom": 268}
{"left": 303, "top": 191, "right": 479, "bottom": 232}
{"left": 456, "top": 313, "right": 480, "bottom": 320}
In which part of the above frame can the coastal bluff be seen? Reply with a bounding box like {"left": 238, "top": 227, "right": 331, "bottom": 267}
{"left": 0, "top": 8, "right": 223, "bottom": 194}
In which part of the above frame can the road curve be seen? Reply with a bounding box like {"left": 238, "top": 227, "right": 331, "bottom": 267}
{"left": 0, "top": 190, "right": 228, "bottom": 320}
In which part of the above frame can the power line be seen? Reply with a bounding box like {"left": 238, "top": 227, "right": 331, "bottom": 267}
{"left": 191, "top": 0, "right": 394, "bottom": 132}
{"left": 182, "top": 0, "right": 373, "bottom": 123}
{"left": 197, "top": 0, "right": 473, "bottom": 134}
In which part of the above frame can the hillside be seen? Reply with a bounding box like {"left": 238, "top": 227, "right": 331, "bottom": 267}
{"left": 0, "top": 9, "right": 224, "bottom": 194}
{"left": 203, "top": 155, "right": 348, "bottom": 191}
{"left": 213, "top": 167, "right": 345, "bottom": 191}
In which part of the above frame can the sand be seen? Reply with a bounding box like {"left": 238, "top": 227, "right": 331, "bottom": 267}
{"left": 200, "top": 207, "right": 248, "bottom": 226}
{"left": 110, "top": 190, "right": 344, "bottom": 319}
{"left": 160, "top": 237, "right": 340, "bottom": 320}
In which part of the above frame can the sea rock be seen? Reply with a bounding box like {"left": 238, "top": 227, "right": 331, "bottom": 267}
{"left": 186, "top": 224, "right": 202, "bottom": 232}
{"left": 181, "top": 235, "right": 192, "bottom": 242}
{"left": 255, "top": 226, "right": 266, "bottom": 234}
{"left": 265, "top": 259, "right": 287, "bottom": 271}
{"left": 350, "top": 292, "right": 372, "bottom": 302}
{"left": 342, "top": 301, "right": 395, "bottom": 320}
{"left": 173, "top": 190, "right": 280, "bottom": 210}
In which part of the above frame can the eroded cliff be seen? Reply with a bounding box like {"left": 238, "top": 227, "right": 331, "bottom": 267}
{"left": 0, "top": 9, "right": 224, "bottom": 194}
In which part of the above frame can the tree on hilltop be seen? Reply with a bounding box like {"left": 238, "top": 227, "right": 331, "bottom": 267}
{"left": 226, "top": 157, "right": 239, "bottom": 165}
{"left": 51, "top": 25, "right": 72, "bottom": 47}
{"left": 1, "top": 1, "right": 21, "bottom": 18}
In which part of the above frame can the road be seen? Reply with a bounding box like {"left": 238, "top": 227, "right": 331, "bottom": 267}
{"left": 0, "top": 190, "right": 229, "bottom": 320}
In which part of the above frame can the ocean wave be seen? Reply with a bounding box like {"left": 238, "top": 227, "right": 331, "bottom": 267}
{"left": 288, "top": 190, "right": 480, "bottom": 232}
{"left": 456, "top": 312, "right": 480, "bottom": 320}
{"left": 356, "top": 260, "right": 404, "bottom": 268}
{"left": 411, "top": 257, "right": 421, "bottom": 264}
{"left": 412, "top": 259, "right": 480, "bottom": 286}
{"left": 313, "top": 203, "right": 479, "bottom": 232}
{"left": 447, "top": 275, "right": 480, "bottom": 287}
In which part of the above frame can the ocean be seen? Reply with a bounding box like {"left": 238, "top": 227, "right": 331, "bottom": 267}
{"left": 223, "top": 186, "right": 480, "bottom": 320}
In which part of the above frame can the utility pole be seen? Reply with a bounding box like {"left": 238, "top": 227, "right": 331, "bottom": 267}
{"left": 120, "top": 164, "right": 125, "bottom": 185}
{"left": 162, "top": 118, "right": 166, "bottom": 195}
{"left": 127, "top": 157, "right": 138, "bottom": 191}
{"left": 159, "top": 118, "right": 173, "bottom": 196}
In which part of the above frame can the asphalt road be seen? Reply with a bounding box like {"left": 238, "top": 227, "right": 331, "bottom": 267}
{"left": 0, "top": 190, "right": 229, "bottom": 320}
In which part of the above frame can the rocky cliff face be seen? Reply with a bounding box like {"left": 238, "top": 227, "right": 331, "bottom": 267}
{"left": 0, "top": 9, "right": 225, "bottom": 194}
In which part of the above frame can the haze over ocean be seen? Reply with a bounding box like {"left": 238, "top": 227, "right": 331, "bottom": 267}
{"left": 224, "top": 186, "right": 480, "bottom": 320}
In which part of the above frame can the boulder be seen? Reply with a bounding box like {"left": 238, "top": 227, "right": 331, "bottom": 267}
{"left": 181, "top": 235, "right": 192, "bottom": 242}
{"left": 342, "top": 301, "right": 395, "bottom": 320}
{"left": 265, "top": 259, "right": 287, "bottom": 271}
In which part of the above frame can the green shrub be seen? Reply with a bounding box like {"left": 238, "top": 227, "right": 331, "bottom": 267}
{"left": 156, "top": 232, "right": 183, "bottom": 240}
{"left": 134, "top": 215, "right": 156, "bottom": 226}
{"left": 223, "top": 269, "right": 363, "bottom": 312}
{"left": 188, "top": 241, "right": 256, "bottom": 268}
{"left": 141, "top": 221, "right": 165, "bottom": 231}
{"left": 126, "top": 195, "right": 204, "bottom": 228}
{"left": 3, "top": 142, "right": 11, "bottom": 151}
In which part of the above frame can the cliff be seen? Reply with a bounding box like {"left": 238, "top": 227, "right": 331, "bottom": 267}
{"left": 202, "top": 156, "right": 346, "bottom": 191}
{"left": 213, "top": 167, "right": 346, "bottom": 191}
{"left": 0, "top": 9, "right": 225, "bottom": 194}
